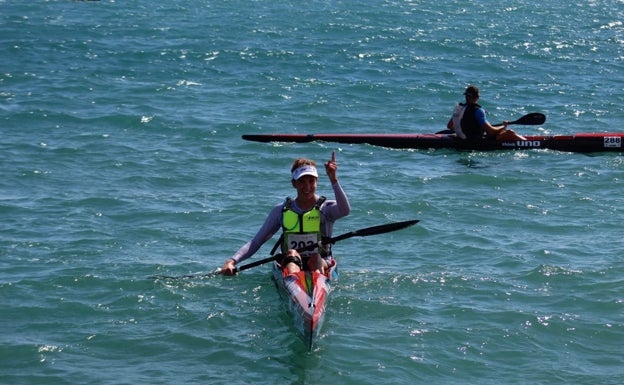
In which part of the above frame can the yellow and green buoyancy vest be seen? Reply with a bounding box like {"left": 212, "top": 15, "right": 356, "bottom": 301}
{"left": 281, "top": 196, "right": 326, "bottom": 256}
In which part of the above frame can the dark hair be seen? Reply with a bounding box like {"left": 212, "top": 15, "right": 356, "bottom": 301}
{"left": 464, "top": 85, "right": 480, "bottom": 98}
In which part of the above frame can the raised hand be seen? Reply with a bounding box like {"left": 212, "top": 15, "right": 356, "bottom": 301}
{"left": 324, "top": 151, "right": 338, "bottom": 184}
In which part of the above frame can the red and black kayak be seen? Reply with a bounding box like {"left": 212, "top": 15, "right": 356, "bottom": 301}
{"left": 242, "top": 112, "right": 623, "bottom": 153}
{"left": 242, "top": 132, "right": 624, "bottom": 153}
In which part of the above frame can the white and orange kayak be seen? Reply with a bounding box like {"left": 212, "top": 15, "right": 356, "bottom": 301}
{"left": 271, "top": 260, "right": 338, "bottom": 351}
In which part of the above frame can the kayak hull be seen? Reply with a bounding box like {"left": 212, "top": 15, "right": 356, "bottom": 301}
{"left": 271, "top": 260, "right": 337, "bottom": 350}
{"left": 242, "top": 133, "right": 624, "bottom": 153}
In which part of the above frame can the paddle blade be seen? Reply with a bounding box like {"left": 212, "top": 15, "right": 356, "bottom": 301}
{"left": 510, "top": 112, "right": 546, "bottom": 125}
{"left": 330, "top": 219, "right": 419, "bottom": 243}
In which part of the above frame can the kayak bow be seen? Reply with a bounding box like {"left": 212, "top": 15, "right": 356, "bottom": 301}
{"left": 272, "top": 259, "right": 337, "bottom": 351}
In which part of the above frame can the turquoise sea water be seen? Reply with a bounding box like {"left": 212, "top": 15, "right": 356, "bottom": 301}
{"left": 1, "top": 1, "right": 623, "bottom": 384}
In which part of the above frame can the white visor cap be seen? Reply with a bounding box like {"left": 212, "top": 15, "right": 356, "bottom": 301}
{"left": 291, "top": 165, "right": 318, "bottom": 180}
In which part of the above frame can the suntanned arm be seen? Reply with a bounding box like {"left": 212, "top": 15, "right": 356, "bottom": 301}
{"left": 482, "top": 121, "right": 509, "bottom": 136}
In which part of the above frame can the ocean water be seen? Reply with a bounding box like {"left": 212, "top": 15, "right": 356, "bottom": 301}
{"left": 1, "top": 0, "right": 623, "bottom": 384}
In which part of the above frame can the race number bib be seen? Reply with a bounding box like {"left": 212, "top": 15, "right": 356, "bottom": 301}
{"left": 285, "top": 233, "right": 318, "bottom": 257}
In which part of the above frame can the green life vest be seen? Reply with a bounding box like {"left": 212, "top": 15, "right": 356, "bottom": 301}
{"left": 281, "top": 196, "right": 326, "bottom": 256}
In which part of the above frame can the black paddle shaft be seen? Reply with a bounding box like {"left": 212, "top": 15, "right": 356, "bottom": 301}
{"left": 239, "top": 219, "right": 419, "bottom": 274}
{"left": 241, "top": 219, "right": 419, "bottom": 272}
{"left": 150, "top": 219, "right": 419, "bottom": 280}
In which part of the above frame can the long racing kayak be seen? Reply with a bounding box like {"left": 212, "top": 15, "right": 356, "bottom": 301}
{"left": 271, "top": 259, "right": 337, "bottom": 351}
{"left": 242, "top": 133, "right": 624, "bottom": 153}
